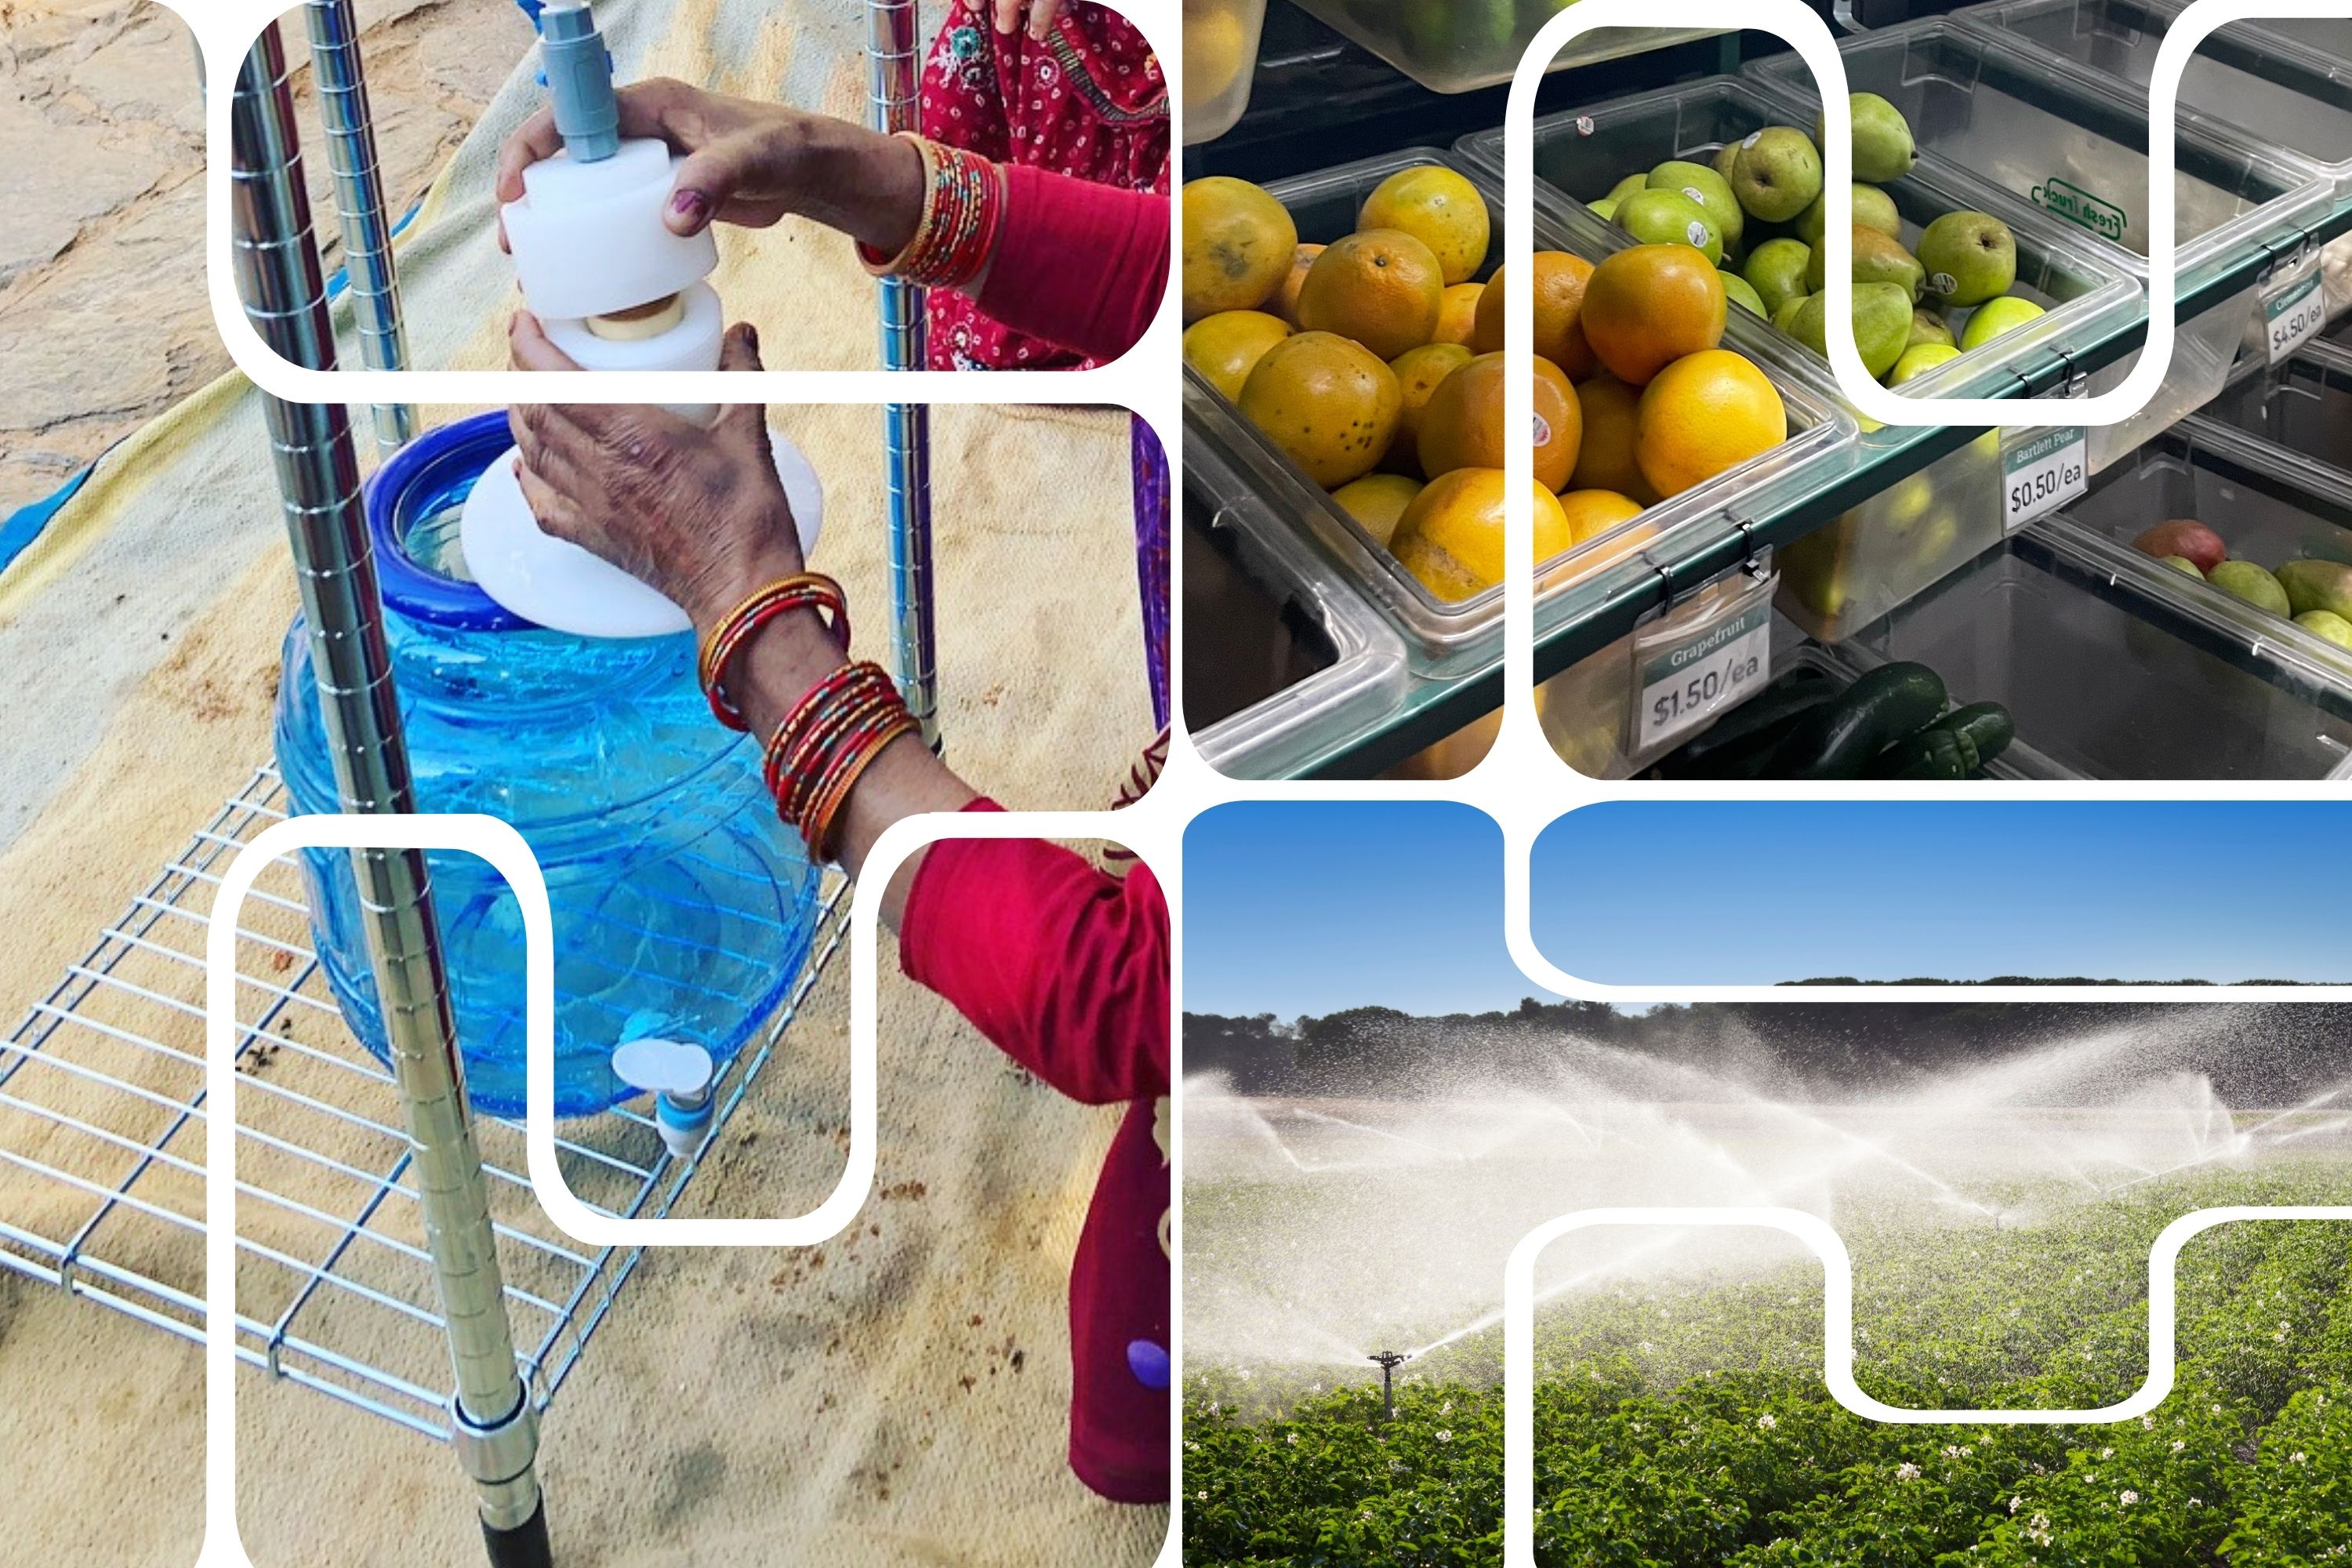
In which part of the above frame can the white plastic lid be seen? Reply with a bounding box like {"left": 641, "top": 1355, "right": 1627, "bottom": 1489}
{"left": 459, "top": 425, "right": 826, "bottom": 639}
{"left": 503, "top": 138, "right": 720, "bottom": 321}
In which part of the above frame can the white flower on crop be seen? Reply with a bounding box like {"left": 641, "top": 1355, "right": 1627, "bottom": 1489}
{"left": 1435, "top": 1429, "right": 1453, "bottom": 1443}
{"left": 2009, "top": 1497, "right": 2023, "bottom": 1514}
{"left": 1896, "top": 1462, "right": 1922, "bottom": 1481}
{"left": 2141, "top": 1415, "right": 2156, "bottom": 1430}
{"left": 1441, "top": 1401, "right": 1453, "bottom": 1415}
{"left": 2119, "top": 1490, "right": 2139, "bottom": 1506}
{"left": 2100, "top": 1447, "right": 2114, "bottom": 1460}
{"left": 1196, "top": 1490, "right": 1208, "bottom": 1501}
{"left": 1943, "top": 1445, "right": 1967, "bottom": 1459}
{"left": 1286, "top": 1432, "right": 1299, "bottom": 1446}
{"left": 1207, "top": 1401, "right": 1220, "bottom": 1414}
{"left": 2172, "top": 1440, "right": 2186, "bottom": 1452}
{"left": 1758, "top": 1414, "right": 1778, "bottom": 1432}
{"left": 2293, "top": 1452, "right": 2310, "bottom": 1465}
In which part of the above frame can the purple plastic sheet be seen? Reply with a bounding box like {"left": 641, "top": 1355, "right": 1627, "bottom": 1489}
{"left": 1131, "top": 414, "right": 1171, "bottom": 731}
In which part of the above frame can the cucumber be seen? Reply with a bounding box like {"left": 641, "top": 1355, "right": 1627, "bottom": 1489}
{"left": 1763, "top": 662, "right": 1947, "bottom": 779}
{"left": 1657, "top": 670, "right": 1837, "bottom": 778}
{"left": 1863, "top": 701, "right": 2017, "bottom": 779}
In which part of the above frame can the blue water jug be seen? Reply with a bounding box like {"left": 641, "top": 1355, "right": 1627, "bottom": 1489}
{"left": 273, "top": 412, "right": 821, "bottom": 1120}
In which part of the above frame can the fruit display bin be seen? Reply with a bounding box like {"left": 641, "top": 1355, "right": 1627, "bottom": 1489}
{"left": 1184, "top": 395, "right": 1411, "bottom": 779}
{"left": 1748, "top": 18, "right": 2334, "bottom": 471}
{"left": 1840, "top": 518, "right": 2352, "bottom": 779}
{"left": 1273, "top": 8, "right": 1722, "bottom": 98}
{"left": 1955, "top": 0, "right": 2352, "bottom": 199}
{"left": 1457, "top": 75, "right": 2141, "bottom": 643}
{"left": 2204, "top": 339, "right": 2352, "bottom": 499}
{"left": 2049, "top": 412, "right": 2352, "bottom": 691}
{"left": 1189, "top": 147, "right": 1860, "bottom": 689}
{"left": 1185, "top": 0, "right": 1269, "bottom": 146}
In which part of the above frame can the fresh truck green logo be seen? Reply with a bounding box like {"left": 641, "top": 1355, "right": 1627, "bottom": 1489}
{"left": 2031, "top": 176, "right": 2125, "bottom": 245}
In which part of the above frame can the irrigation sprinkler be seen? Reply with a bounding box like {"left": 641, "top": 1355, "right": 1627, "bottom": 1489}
{"left": 230, "top": 27, "right": 551, "bottom": 1567}
{"left": 865, "top": 0, "right": 942, "bottom": 753}
{"left": 301, "top": 0, "right": 416, "bottom": 455}
{"left": 1370, "top": 1350, "right": 1410, "bottom": 1420}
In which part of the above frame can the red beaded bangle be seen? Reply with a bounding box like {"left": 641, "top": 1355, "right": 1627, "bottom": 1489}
{"left": 699, "top": 573, "right": 849, "bottom": 731}
{"left": 761, "top": 661, "right": 872, "bottom": 801}
{"left": 858, "top": 134, "right": 1007, "bottom": 290}
{"left": 805, "top": 712, "right": 918, "bottom": 862}
{"left": 775, "top": 681, "right": 899, "bottom": 826}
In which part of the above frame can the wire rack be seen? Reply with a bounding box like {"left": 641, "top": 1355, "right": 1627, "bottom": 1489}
{"left": 0, "top": 764, "right": 848, "bottom": 1440}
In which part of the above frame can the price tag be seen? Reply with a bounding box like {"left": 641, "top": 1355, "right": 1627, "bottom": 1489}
{"left": 2002, "top": 426, "right": 2087, "bottom": 535}
{"left": 2266, "top": 274, "right": 2325, "bottom": 365}
{"left": 1628, "top": 573, "right": 1776, "bottom": 762}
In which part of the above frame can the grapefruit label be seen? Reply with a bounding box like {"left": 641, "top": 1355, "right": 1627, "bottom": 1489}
{"left": 1533, "top": 412, "right": 1553, "bottom": 446}
{"left": 1628, "top": 568, "right": 1777, "bottom": 760}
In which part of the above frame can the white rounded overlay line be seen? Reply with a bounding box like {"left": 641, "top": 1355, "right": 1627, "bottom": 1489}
{"left": 1504, "top": 1203, "right": 2352, "bottom": 1565}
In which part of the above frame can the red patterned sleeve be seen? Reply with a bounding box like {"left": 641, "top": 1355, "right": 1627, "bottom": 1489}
{"left": 971, "top": 164, "right": 1168, "bottom": 365}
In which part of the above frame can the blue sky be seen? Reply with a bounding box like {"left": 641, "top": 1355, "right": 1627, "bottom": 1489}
{"left": 1184, "top": 802, "right": 1536, "bottom": 1018}
{"left": 1534, "top": 802, "right": 2352, "bottom": 985}
{"left": 1183, "top": 801, "right": 2352, "bottom": 1014}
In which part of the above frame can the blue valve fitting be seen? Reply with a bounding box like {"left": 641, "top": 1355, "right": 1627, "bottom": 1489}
{"left": 537, "top": 0, "right": 620, "bottom": 164}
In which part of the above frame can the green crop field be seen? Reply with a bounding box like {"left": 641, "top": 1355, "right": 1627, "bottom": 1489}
{"left": 1183, "top": 1165, "right": 2352, "bottom": 1566}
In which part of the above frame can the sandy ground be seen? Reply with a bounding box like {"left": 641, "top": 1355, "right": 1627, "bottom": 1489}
{"left": 0, "top": 0, "right": 522, "bottom": 513}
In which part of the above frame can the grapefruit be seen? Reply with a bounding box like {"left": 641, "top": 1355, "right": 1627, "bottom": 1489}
{"left": 1237, "top": 331, "right": 1403, "bottom": 489}
{"left": 1359, "top": 165, "right": 1492, "bottom": 285}
{"left": 1635, "top": 348, "right": 1787, "bottom": 498}
{"left": 1386, "top": 468, "right": 1573, "bottom": 601}
{"left": 1472, "top": 252, "right": 1596, "bottom": 379}
{"left": 1566, "top": 372, "right": 1657, "bottom": 503}
{"left": 1330, "top": 473, "right": 1425, "bottom": 548}
{"left": 1295, "top": 229, "right": 1447, "bottom": 361}
{"left": 1580, "top": 244, "right": 1726, "bottom": 385}
{"left": 1415, "top": 351, "right": 1582, "bottom": 493}
{"left": 1433, "top": 282, "right": 1484, "bottom": 346}
{"left": 1182, "top": 310, "right": 1290, "bottom": 400}
{"left": 1270, "top": 244, "right": 1326, "bottom": 328}
{"left": 1182, "top": 176, "right": 1298, "bottom": 320}
{"left": 1386, "top": 342, "right": 1475, "bottom": 471}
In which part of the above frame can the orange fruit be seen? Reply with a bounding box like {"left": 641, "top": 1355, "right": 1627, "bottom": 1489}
{"left": 1237, "top": 330, "right": 1403, "bottom": 489}
{"left": 1553, "top": 488, "right": 1646, "bottom": 544}
{"left": 1330, "top": 473, "right": 1425, "bottom": 548}
{"left": 1182, "top": 176, "right": 1298, "bottom": 320}
{"left": 1294, "top": 228, "right": 1446, "bottom": 361}
{"left": 1579, "top": 243, "right": 1727, "bottom": 386}
{"left": 1567, "top": 372, "right": 1657, "bottom": 503}
{"left": 1182, "top": 310, "right": 1291, "bottom": 400}
{"left": 1472, "top": 252, "right": 1597, "bottom": 379}
{"left": 1386, "top": 468, "right": 1573, "bottom": 601}
{"left": 1433, "top": 282, "right": 1483, "bottom": 345}
{"left": 1635, "top": 347, "right": 1788, "bottom": 498}
{"left": 1386, "top": 342, "right": 1475, "bottom": 471}
{"left": 1359, "top": 165, "right": 1491, "bottom": 285}
{"left": 1271, "top": 243, "right": 1326, "bottom": 327}
{"left": 1415, "top": 351, "right": 1582, "bottom": 493}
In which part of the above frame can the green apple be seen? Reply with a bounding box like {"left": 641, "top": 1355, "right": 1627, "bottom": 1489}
{"left": 1730, "top": 125, "right": 1824, "bottom": 224}
{"left": 1743, "top": 237, "right": 1813, "bottom": 315}
{"left": 1889, "top": 342, "right": 1962, "bottom": 386}
{"left": 1772, "top": 291, "right": 1811, "bottom": 333}
{"left": 1720, "top": 273, "right": 1767, "bottom": 315}
{"left": 2296, "top": 609, "right": 2352, "bottom": 648}
{"left": 2274, "top": 557, "right": 2352, "bottom": 620}
{"left": 2209, "top": 559, "right": 2293, "bottom": 617}
{"left": 1792, "top": 281, "right": 1913, "bottom": 379}
{"left": 1606, "top": 172, "right": 1650, "bottom": 205}
{"left": 1796, "top": 183, "right": 1902, "bottom": 247}
{"left": 1806, "top": 223, "right": 1925, "bottom": 300}
{"left": 2158, "top": 555, "right": 2206, "bottom": 579}
{"left": 1958, "top": 295, "right": 2046, "bottom": 350}
{"left": 1907, "top": 307, "right": 1955, "bottom": 350}
{"left": 1649, "top": 160, "right": 1744, "bottom": 249}
{"left": 1616, "top": 187, "right": 1722, "bottom": 263}
{"left": 1917, "top": 210, "right": 2017, "bottom": 307}
{"left": 1827, "top": 92, "right": 1918, "bottom": 183}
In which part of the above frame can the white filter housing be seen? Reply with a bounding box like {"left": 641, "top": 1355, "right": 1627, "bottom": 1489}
{"left": 503, "top": 138, "right": 720, "bottom": 321}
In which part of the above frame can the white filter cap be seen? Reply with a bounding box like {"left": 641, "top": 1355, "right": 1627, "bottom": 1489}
{"left": 539, "top": 281, "right": 726, "bottom": 375}
{"left": 504, "top": 139, "right": 720, "bottom": 321}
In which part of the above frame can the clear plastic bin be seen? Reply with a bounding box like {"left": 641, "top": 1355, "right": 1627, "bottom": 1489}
{"left": 1748, "top": 19, "right": 2334, "bottom": 470}
{"left": 2049, "top": 412, "right": 2352, "bottom": 688}
{"left": 1276, "top": 8, "right": 1721, "bottom": 97}
{"left": 1189, "top": 147, "right": 1860, "bottom": 680}
{"left": 1184, "top": 408, "right": 1410, "bottom": 779}
{"left": 1185, "top": 0, "right": 1268, "bottom": 146}
{"left": 1956, "top": 0, "right": 2352, "bottom": 197}
{"left": 1846, "top": 520, "right": 2352, "bottom": 778}
{"left": 2204, "top": 341, "right": 2352, "bottom": 496}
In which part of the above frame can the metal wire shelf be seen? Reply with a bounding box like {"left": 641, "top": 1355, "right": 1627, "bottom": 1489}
{"left": 0, "top": 764, "right": 849, "bottom": 1439}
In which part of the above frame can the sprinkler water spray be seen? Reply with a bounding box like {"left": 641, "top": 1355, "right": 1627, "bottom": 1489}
{"left": 1370, "top": 1350, "right": 1409, "bottom": 1420}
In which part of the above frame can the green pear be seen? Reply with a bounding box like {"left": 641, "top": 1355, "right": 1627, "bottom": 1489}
{"left": 2274, "top": 557, "right": 2352, "bottom": 619}
{"left": 1889, "top": 342, "right": 1961, "bottom": 386}
{"left": 1824, "top": 92, "right": 1918, "bottom": 183}
{"left": 1649, "top": 160, "right": 1744, "bottom": 249}
{"left": 1615, "top": 187, "right": 1722, "bottom": 263}
{"left": 1721, "top": 273, "right": 1767, "bottom": 315}
{"left": 2158, "top": 555, "right": 2206, "bottom": 579}
{"left": 1805, "top": 224, "right": 1925, "bottom": 301}
{"left": 1907, "top": 307, "right": 1955, "bottom": 350}
{"left": 2209, "top": 560, "right": 2292, "bottom": 617}
{"left": 2296, "top": 609, "right": 2352, "bottom": 648}
{"left": 1917, "top": 211, "right": 2016, "bottom": 306}
{"left": 1958, "top": 295, "right": 2045, "bottom": 350}
{"left": 1743, "top": 238, "right": 1813, "bottom": 316}
{"left": 1796, "top": 183, "right": 1901, "bottom": 247}
{"left": 1730, "top": 125, "right": 1824, "bottom": 224}
{"left": 1792, "top": 281, "right": 1913, "bottom": 379}
{"left": 1711, "top": 142, "right": 1743, "bottom": 183}
{"left": 1606, "top": 172, "right": 1650, "bottom": 205}
{"left": 1589, "top": 198, "right": 1619, "bottom": 222}
{"left": 1772, "top": 292, "right": 1811, "bottom": 333}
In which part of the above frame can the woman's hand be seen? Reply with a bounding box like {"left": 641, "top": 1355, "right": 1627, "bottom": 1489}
{"left": 993, "top": 0, "right": 1067, "bottom": 39}
{"left": 505, "top": 324, "right": 802, "bottom": 631}
{"left": 495, "top": 78, "right": 925, "bottom": 255}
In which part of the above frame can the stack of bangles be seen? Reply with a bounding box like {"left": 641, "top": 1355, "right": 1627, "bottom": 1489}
{"left": 857, "top": 132, "right": 1007, "bottom": 290}
{"left": 699, "top": 574, "right": 919, "bottom": 862}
